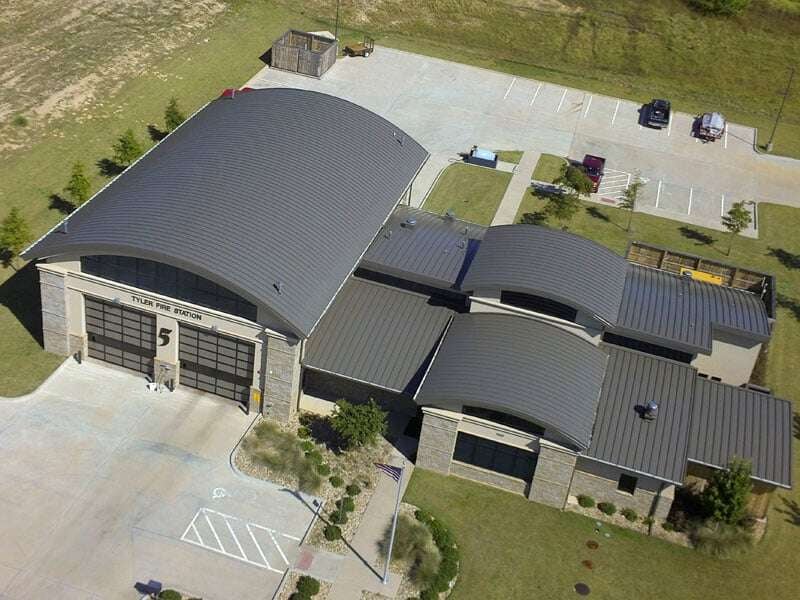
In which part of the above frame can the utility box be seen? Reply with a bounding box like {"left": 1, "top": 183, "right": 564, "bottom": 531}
{"left": 466, "top": 146, "right": 498, "bottom": 168}
{"left": 270, "top": 30, "right": 337, "bottom": 78}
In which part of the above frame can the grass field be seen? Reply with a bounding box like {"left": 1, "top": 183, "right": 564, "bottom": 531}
{"left": 494, "top": 150, "right": 523, "bottom": 164}
{"left": 532, "top": 153, "right": 567, "bottom": 182}
{"left": 422, "top": 163, "right": 511, "bottom": 225}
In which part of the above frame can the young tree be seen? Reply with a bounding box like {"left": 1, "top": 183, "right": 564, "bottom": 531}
{"left": 721, "top": 201, "right": 752, "bottom": 256}
{"left": 112, "top": 128, "right": 143, "bottom": 167}
{"left": 164, "top": 97, "right": 186, "bottom": 132}
{"left": 543, "top": 191, "right": 582, "bottom": 229}
{"left": 702, "top": 458, "right": 752, "bottom": 525}
{"left": 619, "top": 177, "right": 644, "bottom": 232}
{"left": 330, "top": 399, "right": 387, "bottom": 448}
{"left": 556, "top": 164, "right": 594, "bottom": 196}
{"left": 0, "top": 208, "right": 32, "bottom": 269}
{"left": 64, "top": 161, "right": 91, "bottom": 206}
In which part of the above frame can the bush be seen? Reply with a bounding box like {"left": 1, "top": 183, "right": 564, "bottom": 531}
{"left": 330, "top": 399, "right": 387, "bottom": 448}
{"left": 289, "top": 593, "right": 309, "bottom": 600}
{"left": 692, "top": 522, "right": 753, "bottom": 558}
{"left": 662, "top": 521, "right": 675, "bottom": 532}
{"left": 577, "top": 494, "right": 595, "bottom": 508}
{"left": 329, "top": 474, "right": 344, "bottom": 487}
{"left": 413, "top": 510, "right": 459, "bottom": 595}
{"left": 242, "top": 421, "right": 321, "bottom": 494}
{"left": 702, "top": 458, "right": 752, "bottom": 525}
{"left": 688, "top": 0, "right": 750, "bottom": 15}
{"left": 158, "top": 591, "right": 182, "bottom": 600}
{"left": 381, "top": 514, "right": 441, "bottom": 589}
{"left": 597, "top": 502, "right": 617, "bottom": 516}
{"left": 297, "top": 426, "right": 311, "bottom": 439}
{"left": 300, "top": 440, "right": 315, "bottom": 452}
{"left": 316, "top": 463, "right": 331, "bottom": 476}
{"left": 336, "top": 496, "right": 356, "bottom": 512}
{"left": 346, "top": 484, "right": 361, "bottom": 497}
{"left": 305, "top": 449, "right": 323, "bottom": 464}
{"left": 642, "top": 516, "right": 655, "bottom": 526}
{"left": 296, "top": 575, "right": 321, "bottom": 597}
{"left": 12, "top": 114, "right": 28, "bottom": 127}
{"left": 323, "top": 524, "right": 342, "bottom": 540}
{"left": 621, "top": 508, "right": 638, "bottom": 522}
{"left": 329, "top": 510, "right": 348, "bottom": 524}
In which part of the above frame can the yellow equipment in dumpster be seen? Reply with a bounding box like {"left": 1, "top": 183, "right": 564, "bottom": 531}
{"left": 680, "top": 267, "right": 724, "bottom": 285}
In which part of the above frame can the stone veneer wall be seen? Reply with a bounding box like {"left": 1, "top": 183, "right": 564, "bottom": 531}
{"left": 528, "top": 440, "right": 578, "bottom": 508}
{"left": 416, "top": 409, "right": 459, "bottom": 475}
{"left": 450, "top": 461, "right": 528, "bottom": 495}
{"left": 39, "top": 268, "right": 70, "bottom": 356}
{"left": 569, "top": 458, "right": 674, "bottom": 521}
{"left": 264, "top": 336, "right": 302, "bottom": 422}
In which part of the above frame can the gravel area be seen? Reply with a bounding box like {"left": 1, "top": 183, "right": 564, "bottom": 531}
{"left": 566, "top": 501, "right": 691, "bottom": 546}
{"left": 276, "top": 571, "right": 332, "bottom": 600}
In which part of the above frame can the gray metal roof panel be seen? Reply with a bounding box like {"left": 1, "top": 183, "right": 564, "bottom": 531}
{"left": 303, "top": 277, "right": 454, "bottom": 394}
{"left": 461, "top": 225, "right": 629, "bottom": 324}
{"left": 23, "top": 88, "right": 429, "bottom": 337}
{"left": 415, "top": 312, "right": 608, "bottom": 449}
{"left": 361, "top": 206, "right": 485, "bottom": 289}
{"left": 615, "top": 265, "right": 771, "bottom": 353}
{"left": 587, "top": 346, "right": 696, "bottom": 484}
{"left": 688, "top": 378, "right": 792, "bottom": 488}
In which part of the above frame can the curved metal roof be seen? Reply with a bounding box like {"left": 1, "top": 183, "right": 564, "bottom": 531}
{"left": 415, "top": 312, "right": 608, "bottom": 449}
{"left": 461, "top": 225, "right": 629, "bottom": 325}
{"left": 23, "top": 88, "right": 428, "bottom": 337}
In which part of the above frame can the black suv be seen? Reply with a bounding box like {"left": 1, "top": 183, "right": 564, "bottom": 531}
{"left": 646, "top": 99, "right": 671, "bottom": 129}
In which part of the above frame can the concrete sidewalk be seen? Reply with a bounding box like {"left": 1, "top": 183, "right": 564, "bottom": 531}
{"left": 491, "top": 151, "right": 540, "bottom": 225}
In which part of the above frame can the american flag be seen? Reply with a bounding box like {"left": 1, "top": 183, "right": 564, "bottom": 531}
{"left": 375, "top": 462, "right": 403, "bottom": 482}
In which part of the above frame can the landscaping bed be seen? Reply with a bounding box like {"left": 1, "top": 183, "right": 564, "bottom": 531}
{"left": 276, "top": 572, "right": 331, "bottom": 600}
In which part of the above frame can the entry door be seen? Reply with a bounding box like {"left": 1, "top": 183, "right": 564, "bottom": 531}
{"left": 178, "top": 324, "right": 255, "bottom": 404}
{"left": 85, "top": 296, "right": 156, "bottom": 375}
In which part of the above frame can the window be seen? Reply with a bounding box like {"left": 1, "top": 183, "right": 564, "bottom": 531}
{"left": 500, "top": 291, "right": 577, "bottom": 323}
{"left": 602, "top": 332, "right": 693, "bottom": 364}
{"left": 462, "top": 406, "right": 544, "bottom": 436}
{"left": 453, "top": 432, "right": 538, "bottom": 481}
{"left": 617, "top": 473, "right": 638, "bottom": 495}
{"left": 81, "top": 255, "right": 258, "bottom": 321}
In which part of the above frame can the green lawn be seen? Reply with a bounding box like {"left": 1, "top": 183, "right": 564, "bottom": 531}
{"left": 422, "top": 163, "right": 511, "bottom": 226}
{"left": 494, "top": 150, "right": 523, "bottom": 164}
{"left": 532, "top": 153, "right": 568, "bottom": 183}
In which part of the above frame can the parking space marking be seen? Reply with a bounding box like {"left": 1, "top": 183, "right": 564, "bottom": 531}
{"left": 583, "top": 95, "right": 593, "bottom": 119}
{"left": 556, "top": 88, "right": 567, "bottom": 113}
{"left": 656, "top": 180, "right": 662, "bottom": 208}
{"left": 721, "top": 193, "right": 725, "bottom": 217}
{"left": 503, "top": 77, "right": 516, "bottom": 100}
{"left": 688, "top": 187, "right": 694, "bottom": 214}
{"left": 530, "top": 82, "right": 542, "bottom": 106}
{"left": 724, "top": 128, "right": 729, "bottom": 149}
{"left": 611, "top": 100, "right": 620, "bottom": 125}
{"left": 667, "top": 117, "right": 672, "bottom": 137}
{"left": 180, "top": 507, "right": 294, "bottom": 574}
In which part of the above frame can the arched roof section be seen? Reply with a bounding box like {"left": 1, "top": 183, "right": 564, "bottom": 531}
{"left": 461, "top": 225, "right": 629, "bottom": 325}
{"left": 23, "top": 88, "right": 429, "bottom": 337}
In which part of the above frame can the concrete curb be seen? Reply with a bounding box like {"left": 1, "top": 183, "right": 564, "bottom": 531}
{"left": 0, "top": 356, "right": 70, "bottom": 403}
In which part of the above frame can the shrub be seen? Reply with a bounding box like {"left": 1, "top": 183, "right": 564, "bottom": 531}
{"left": 692, "top": 522, "right": 753, "bottom": 558}
{"left": 688, "top": 0, "right": 750, "bottom": 15}
{"left": 702, "top": 458, "right": 752, "bottom": 525}
{"left": 164, "top": 97, "right": 186, "bottom": 132}
{"left": 329, "top": 474, "right": 344, "bottom": 487}
{"left": 316, "top": 463, "right": 331, "bottom": 476}
{"left": 289, "top": 593, "right": 309, "bottom": 600}
{"left": 242, "top": 422, "right": 321, "bottom": 494}
{"left": 330, "top": 399, "right": 387, "bottom": 448}
{"left": 642, "top": 516, "right": 655, "bottom": 526}
{"left": 300, "top": 440, "right": 315, "bottom": 452}
{"left": 336, "top": 496, "right": 356, "bottom": 512}
{"left": 112, "top": 128, "right": 143, "bottom": 166}
{"left": 413, "top": 510, "right": 459, "bottom": 595}
{"left": 305, "top": 449, "right": 323, "bottom": 464}
{"left": 346, "top": 484, "right": 361, "bottom": 497}
{"left": 324, "top": 524, "right": 342, "bottom": 540}
{"left": 158, "top": 591, "right": 182, "bottom": 600}
{"left": 296, "top": 575, "right": 321, "bottom": 597}
{"left": 11, "top": 114, "right": 28, "bottom": 127}
{"left": 329, "top": 510, "right": 348, "bottom": 524}
{"left": 380, "top": 514, "right": 441, "bottom": 588}
{"left": 621, "top": 508, "right": 638, "bottom": 522}
{"left": 577, "top": 494, "right": 595, "bottom": 508}
{"left": 662, "top": 521, "right": 675, "bottom": 532}
{"left": 297, "top": 426, "right": 311, "bottom": 439}
{"left": 64, "top": 161, "right": 91, "bottom": 206}
{"left": 597, "top": 502, "right": 616, "bottom": 516}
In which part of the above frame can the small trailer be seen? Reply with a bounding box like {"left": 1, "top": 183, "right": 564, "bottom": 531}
{"left": 695, "top": 112, "right": 726, "bottom": 142}
{"left": 344, "top": 36, "right": 375, "bottom": 58}
{"left": 465, "top": 146, "right": 498, "bottom": 168}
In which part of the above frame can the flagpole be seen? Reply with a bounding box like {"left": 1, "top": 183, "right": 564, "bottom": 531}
{"left": 383, "top": 459, "right": 405, "bottom": 585}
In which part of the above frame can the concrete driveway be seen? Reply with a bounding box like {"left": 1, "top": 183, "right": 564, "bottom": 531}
{"left": 247, "top": 47, "right": 800, "bottom": 234}
{"left": 0, "top": 360, "right": 318, "bottom": 600}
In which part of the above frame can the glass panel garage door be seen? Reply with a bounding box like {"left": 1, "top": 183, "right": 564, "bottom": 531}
{"left": 85, "top": 296, "right": 156, "bottom": 375}
{"left": 178, "top": 324, "right": 254, "bottom": 404}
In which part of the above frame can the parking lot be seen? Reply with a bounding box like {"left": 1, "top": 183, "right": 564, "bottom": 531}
{"left": 248, "top": 46, "right": 800, "bottom": 234}
{"left": 0, "top": 360, "right": 317, "bottom": 600}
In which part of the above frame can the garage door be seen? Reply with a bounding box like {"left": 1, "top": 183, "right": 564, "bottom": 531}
{"left": 178, "top": 324, "right": 255, "bottom": 404}
{"left": 85, "top": 296, "right": 156, "bottom": 375}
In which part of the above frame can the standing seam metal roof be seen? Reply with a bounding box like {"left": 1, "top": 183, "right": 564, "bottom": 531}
{"left": 615, "top": 265, "right": 771, "bottom": 353}
{"left": 360, "top": 206, "right": 486, "bottom": 289}
{"left": 22, "top": 88, "right": 429, "bottom": 337}
{"left": 461, "top": 225, "right": 629, "bottom": 325}
{"left": 415, "top": 312, "right": 608, "bottom": 449}
{"left": 303, "top": 277, "right": 454, "bottom": 394}
{"left": 688, "top": 378, "right": 792, "bottom": 488}
{"left": 587, "top": 346, "right": 696, "bottom": 483}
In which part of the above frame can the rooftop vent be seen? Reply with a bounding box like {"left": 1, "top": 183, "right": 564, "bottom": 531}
{"left": 274, "top": 281, "right": 283, "bottom": 295}
{"left": 403, "top": 218, "right": 417, "bottom": 229}
{"left": 456, "top": 239, "right": 467, "bottom": 250}
{"left": 383, "top": 228, "right": 393, "bottom": 239}
{"left": 444, "top": 210, "right": 456, "bottom": 221}
{"left": 642, "top": 401, "right": 659, "bottom": 421}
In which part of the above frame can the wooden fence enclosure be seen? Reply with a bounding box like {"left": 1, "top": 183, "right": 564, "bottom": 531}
{"left": 270, "top": 30, "right": 337, "bottom": 78}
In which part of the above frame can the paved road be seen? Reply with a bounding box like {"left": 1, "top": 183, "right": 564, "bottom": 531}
{"left": 248, "top": 47, "right": 800, "bottom": 234}
{"left": 0, "top": 360, "right": 318, "bottom": 600}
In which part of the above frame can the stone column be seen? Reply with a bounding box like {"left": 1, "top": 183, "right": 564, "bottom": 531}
{"left": 264, "top": 335, "right": 302, "bottom": 422}
{"left": 39, "top": 267, "right": 70, "bottom": 356}
{"left": 416, "top": 408, "right": 460, "bottom": 475}
{"left": 528, "top": 439, "right": 577, "bottom": 509}
{"left": 154, "top": 314, "right": 179, "bottom": 390}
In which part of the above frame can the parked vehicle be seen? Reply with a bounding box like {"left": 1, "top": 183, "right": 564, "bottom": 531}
{"left": 581, "top": 154, "right": 606, "bottom": 192}
{"left": 646, "top": 99, "right": 671, "bottom": 129}
{"left": 695, "top": 112, "right": 726, "bottom": 142}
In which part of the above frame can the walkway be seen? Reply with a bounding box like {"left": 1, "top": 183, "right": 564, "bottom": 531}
{"left": 491, "top": 150, "right": 541, "bottom": 226}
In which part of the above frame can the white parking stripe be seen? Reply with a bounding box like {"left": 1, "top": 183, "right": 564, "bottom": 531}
{"left": 225, "top": 518, "right": 247, "bottom": 559}
{"left": 204, "top": 512, "right": 225, "bottom": 552}
{"left": 503, "top": 77, "right": 516, "bottom": 100}
{"left": 530, "top": 82, "right": 542, "bottom": 106}
{"left": 688, "top": 187, "right": 694, "bottom": 214}
{"left": 724, "top": 128, "right": 729, "bottom": 149}
{"left": 667, "top": 117, "right": 672, "bottom": 137}
{"left": 282, "top": 533, "right": 302, "bottom": 542}
{"left": 721, "top": 193, "right": 725, "bottom": 217}
{"left": 556, "top": 88, "right": 567, "bottom": 113}
{"left": 246, "top": 524, "right": 272, "bottom": 568}
{"left": 611, "top": 100, "right": 620, "bottom": 125}
{"left": 656, "top": 180, "right": 662, "bottom": 208}
{"left": 267, "top": 528, "right": 290, "bottom": 566}
{"left": 583, "top": 95, "right": 593, "bottom": 119}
